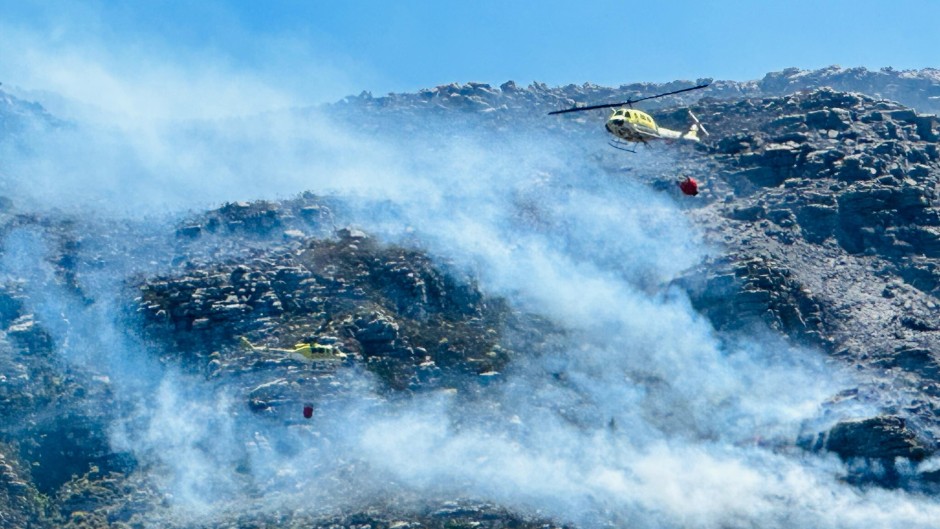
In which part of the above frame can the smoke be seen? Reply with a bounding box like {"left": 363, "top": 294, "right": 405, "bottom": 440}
{"left": 3, "top": 12, "right": 940, "bottom": 529}
{"left": 0, "top": 2, "right": 360, "bottom": 122}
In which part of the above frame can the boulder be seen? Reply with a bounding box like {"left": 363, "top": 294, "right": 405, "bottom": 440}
{"left": 825, "top": 415, "right": 927, "bottom": 462}
{"left": 805, "top": 108, "right": 852, "bottom": 131}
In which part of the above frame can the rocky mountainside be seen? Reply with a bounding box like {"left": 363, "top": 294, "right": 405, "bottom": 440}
{"left": 682, "top": 88, "right": 940, "bottom": 472}
{"left": 1, "top": 66, "right": 940, "bottom": 528}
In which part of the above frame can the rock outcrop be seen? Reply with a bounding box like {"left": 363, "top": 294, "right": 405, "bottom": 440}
{"left": 139, "top": 208, "right": 510, "bottom": 393}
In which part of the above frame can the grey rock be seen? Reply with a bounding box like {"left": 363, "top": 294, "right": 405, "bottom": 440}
{"left": 825, "top": 415, "right": 927, "bottom": 461}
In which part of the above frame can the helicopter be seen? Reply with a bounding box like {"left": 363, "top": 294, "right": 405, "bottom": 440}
{"left": 548, "top": 84, "right": 710, "bottom": 152}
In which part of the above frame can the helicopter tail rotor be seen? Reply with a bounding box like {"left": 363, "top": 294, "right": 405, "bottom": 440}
{"left": 688, "top": 110, "right": 709, "bottom": 137}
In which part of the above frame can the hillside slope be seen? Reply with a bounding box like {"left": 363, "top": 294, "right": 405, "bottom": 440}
{"left": 1, "top": 67, "right": 940, "bottom": 528}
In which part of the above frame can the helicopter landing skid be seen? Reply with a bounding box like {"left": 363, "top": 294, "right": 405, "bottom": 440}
{"left": 608, "top": 139, "right": 645, "bottom": 153}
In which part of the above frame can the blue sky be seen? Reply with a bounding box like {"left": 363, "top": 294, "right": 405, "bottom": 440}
{"left": 1, "top": 0, "right": 939, "bottom": 113}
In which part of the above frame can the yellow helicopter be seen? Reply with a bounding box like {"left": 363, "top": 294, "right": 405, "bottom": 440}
{"left": 549, "top": 84, "right": 710, "bottom": 151}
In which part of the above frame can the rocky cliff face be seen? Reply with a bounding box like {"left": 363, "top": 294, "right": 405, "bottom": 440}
{"left": 2, "top": 66, "right": 940, "bottom": 527}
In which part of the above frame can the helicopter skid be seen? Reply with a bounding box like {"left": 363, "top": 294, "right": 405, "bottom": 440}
{"left": 608, "top": 138, "right": 643, "bottom": 153}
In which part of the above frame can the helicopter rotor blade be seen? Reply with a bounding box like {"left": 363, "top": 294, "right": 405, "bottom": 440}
{"left": 548, "top": 83, "right": 709, "bottom": 116}
{"left": 549, "top": 101, "right": 632, "bottom": 115}
{"left": 628, "top": 83, "right": 711, "bottom": 105}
